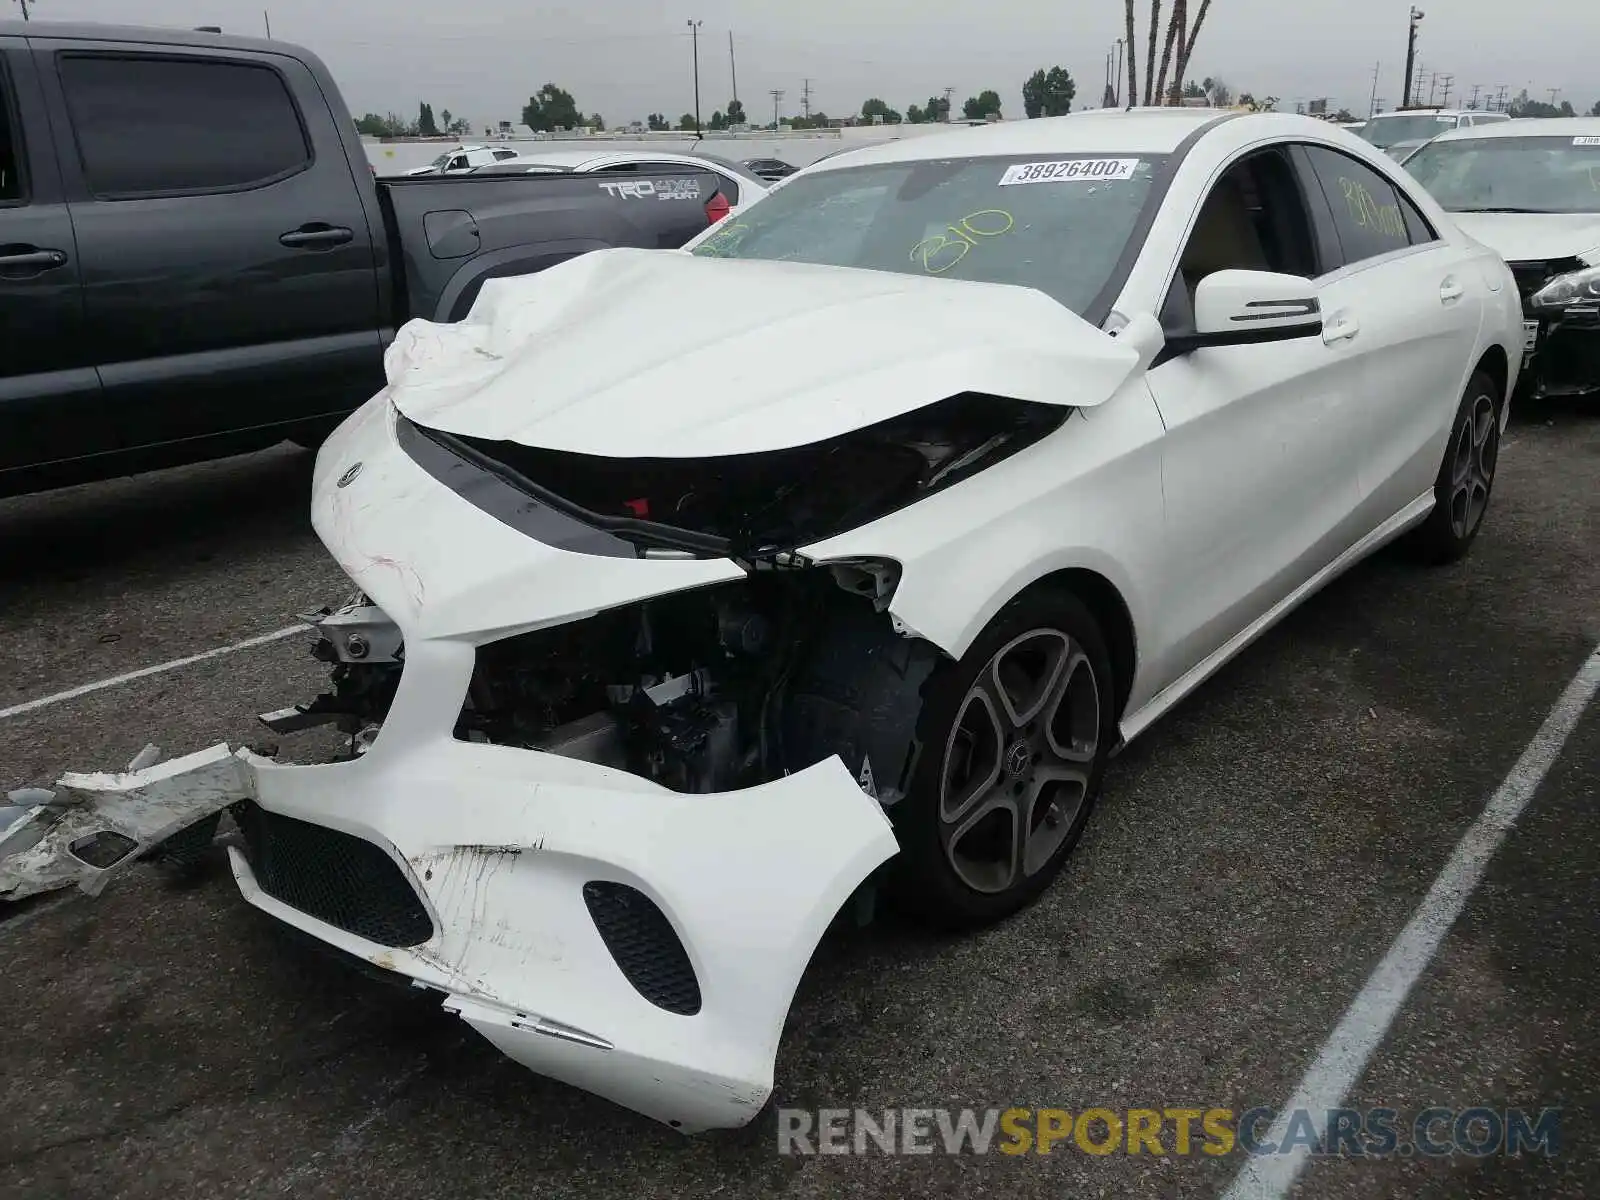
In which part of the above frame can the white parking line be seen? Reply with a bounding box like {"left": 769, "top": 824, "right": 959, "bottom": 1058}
{"left": 0, "top": 626, "right": 304, "bottom": 722}
{"left": 1222, "top": 641, "right": 1600, "bottom": 1200}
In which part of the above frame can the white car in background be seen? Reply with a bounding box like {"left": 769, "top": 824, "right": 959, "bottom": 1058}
{"left": 403, "top": 144, "right": 522, "bottom": 175}
{"left": 468, "top": 148, "right": 771, "bottom": 218}
{"left": 3, "top": 109, "right": 1522, "bottom": 1134}
{"left": 1361, "top": 107, "right": 1512, "bottom": 160}
{"left": 1402, "top": 117, "right": 1600, "bottom": 398}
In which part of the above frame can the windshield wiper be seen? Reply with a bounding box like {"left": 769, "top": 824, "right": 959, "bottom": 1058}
{"left": 1451, "top": 206, "right": 1548, "bottom": 214}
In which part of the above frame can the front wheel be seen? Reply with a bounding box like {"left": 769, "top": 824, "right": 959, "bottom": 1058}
{"left": 1407, "top": 369, "right": 1501, "bottom": 565}
{"left": 887, "top": 589, "right": 1117, "bottom": 930}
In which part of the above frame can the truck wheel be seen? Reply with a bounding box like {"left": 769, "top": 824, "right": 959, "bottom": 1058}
{"left": 1407, "top": 369, "right": 1501, "bottom": 565}
{"left": 886, "top": 588, "right": 1116, "bottom": 930}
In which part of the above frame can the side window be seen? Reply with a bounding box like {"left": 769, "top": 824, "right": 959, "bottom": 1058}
{"left": 0, "top": 62, "right": 24, "bottom": 203}
{"left": 1170, "top": 148, "right": 1319, "bottom": 320}
{"left": 57, "top": 54, "right": 309, "bottom": 197}
{"left": 1395, "top": 186, "right": 1438, "bottom": 246}
{"left": 1300, "top": 145, "right": 1415, "bottom": 267}
{"left": 590, "top": 162, "right": 640, "bottom": 174}
{"left": 447, "top": 155, "right": 467, "bottom": 171}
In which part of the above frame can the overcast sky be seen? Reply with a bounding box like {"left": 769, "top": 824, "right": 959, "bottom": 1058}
{"left": 25, "top": 0, "right": 1600, "bottom": 128}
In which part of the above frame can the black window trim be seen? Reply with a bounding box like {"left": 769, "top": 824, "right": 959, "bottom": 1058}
{"left": 0, "top": 53, "right": 30, "bottom": 207}
{"left": 1294, "top": 140, "right": 1442, "bottom": 277}
{"left": 54, "top": 49, "right": 315, "bottom": 202}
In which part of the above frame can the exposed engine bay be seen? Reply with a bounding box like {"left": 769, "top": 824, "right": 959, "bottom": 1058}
{"left": 279, "top": 564, "right": 941, "bottom": 805}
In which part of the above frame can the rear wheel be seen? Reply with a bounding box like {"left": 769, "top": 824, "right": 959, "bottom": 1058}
{"left": 1408, "top": 369, "right": 1501, "bottom": 564}
{"left": 887, "top": 589, "right": 1116, "bottom": 930}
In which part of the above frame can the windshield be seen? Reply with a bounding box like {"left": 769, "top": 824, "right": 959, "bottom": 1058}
{"left": 689, "top": 153, "right": 1166, "bottom": 316}
{"left": 1403, "top": 136, "right": 1600, "bottom": 214}
{"left": 1361, "top": 114, "right": 1456, "bottom": 147}
{"left": 428, "top": 152, "right": 453, "bottom": 168}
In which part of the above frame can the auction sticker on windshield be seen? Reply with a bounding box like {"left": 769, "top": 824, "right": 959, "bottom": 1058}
{"left": 1574, "top": 136, "right": 1600, "bottom": 146}
{"left": 999, "top": 159, "right": 1139, "bottom": 186}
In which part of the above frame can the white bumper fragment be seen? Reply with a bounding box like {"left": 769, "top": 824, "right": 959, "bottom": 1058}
{"left": 1, "top": 726, "right": 898, "bottom": 1132}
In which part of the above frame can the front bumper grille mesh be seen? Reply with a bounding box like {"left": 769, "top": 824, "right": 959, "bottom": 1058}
{"left": 234, "top": 802, "right": 434, "bottom": 948}
{"left": 583, "top": 881, "right": 702, "bottom": 1015}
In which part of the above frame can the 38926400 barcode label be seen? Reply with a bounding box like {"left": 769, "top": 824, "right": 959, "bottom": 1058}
{"left": 998, "top": 158, "right": 1140, "bottom": 186}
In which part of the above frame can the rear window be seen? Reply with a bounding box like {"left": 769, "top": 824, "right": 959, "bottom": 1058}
{"left": 690, "top": 153, "right": 1166, "bottom": 316}
{"left": 58, "top": 54, "right": 310, "bottom": 197}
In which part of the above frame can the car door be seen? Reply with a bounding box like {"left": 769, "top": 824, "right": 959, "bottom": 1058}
{"left": 38, "top": 43, "right": 383, "bottom": 449}
{"left": 0, "top": 40, "right": 106, "bottom": 479}
{"left": 1143, "top": 145, "right": 1368, "bottom": 682}
{"left": 1293, "top": 143, "right": 1485, "bottom": 525}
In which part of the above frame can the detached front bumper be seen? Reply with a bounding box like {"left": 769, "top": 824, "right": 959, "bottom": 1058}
{"left": 1518, "top": 302, "right": 1600, "bottom": 400}
{"left": 0, "top": 644, "right": 898, "bottom": 1132}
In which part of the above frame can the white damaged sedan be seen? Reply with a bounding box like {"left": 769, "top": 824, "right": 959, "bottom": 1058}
{"left": 2, "top": 110, "right": 1523, "bottom": 1131}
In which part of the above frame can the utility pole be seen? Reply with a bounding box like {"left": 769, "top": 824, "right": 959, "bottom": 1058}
{"left": 1113, "top": 39, "right": 1125, "bottom": 106}
{"left": 1427, "top": 72, "right": 1439, "bottom": 106}
{"left": 16, "top": 0, "right": 29, "bottom": 20}
{"left": 1468, "top": 83, "right": 1481, "bottom": 109}
{"left": 769, "top": 88, "right": 784, "bottom": 129}
{"left": 686, "top": 19, "right": 702, "bottom": 134}
{"left": 942, "top": 86, "right": 956, "bottom": 122}
{"left": 1437, "top": 72, "right": 1454, "bottom": 108}
{"left": 1402, "top": 7, "right": 1424, "bottom": 109}
{"left": 1368, "top": 60, "right": 1381, "bottom": 118}
{"left": 728, "top": 32, "right": 738, "bottom": 106}
{"left": 1548, "top": 87, "right": 1561, "bottom": 107}
{"left": 801, "top": 78, "right": 812, "bottom": 120}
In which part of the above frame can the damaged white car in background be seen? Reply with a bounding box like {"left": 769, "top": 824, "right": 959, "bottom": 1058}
{"left": 1, "top": 110, "right": 1522, "bottom": 1132}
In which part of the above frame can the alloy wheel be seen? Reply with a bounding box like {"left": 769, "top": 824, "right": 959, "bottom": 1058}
{"left": 1448, "top": 392, "right": 1498, "bottom": 540}
{"left": 937, "top": 628, "right": 1101, "bottom": 894}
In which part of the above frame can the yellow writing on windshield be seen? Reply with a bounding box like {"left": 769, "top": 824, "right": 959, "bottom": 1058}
{"left": 910, "top": 209, "right": 1016, "bottom": 274}
{"left": 694, "top": 221, "right": 751, "bottom": 257}
{"left": 1338, "top": 177, "right": 1406, "bottom": 240}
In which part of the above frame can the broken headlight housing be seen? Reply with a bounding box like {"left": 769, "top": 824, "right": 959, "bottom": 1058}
{"left": 1531, "top": 261, "right": 1600, "bottom": 311}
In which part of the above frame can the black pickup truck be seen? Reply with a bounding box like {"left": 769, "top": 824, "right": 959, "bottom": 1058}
{"left": 0, "top": 22, "right": 728, "bottom": 497}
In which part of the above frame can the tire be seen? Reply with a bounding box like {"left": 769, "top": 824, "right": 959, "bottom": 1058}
{"left": 1407, "top": 369, "right": 1502, "bottom": 565}
{"left": 886, "top": 587, "right": 1117, "bottom": 930}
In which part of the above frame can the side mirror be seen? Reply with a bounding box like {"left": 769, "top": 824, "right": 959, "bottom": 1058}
{"left": 1168, "top": 269, "right": 1323, "bottom": 354}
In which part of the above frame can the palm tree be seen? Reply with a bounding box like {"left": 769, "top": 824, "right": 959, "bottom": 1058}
{"left": 1155, "top": 0, "right": 1184, "bottom": 104}
{"left": 1142, "top": 0, "right": 1162, "bottom": 104}
{"left": 1124, "top": 0, "right": 1139, "bottom": 107}
{"left": 1171, "top": 0, "right": 1214, "bottom": 101}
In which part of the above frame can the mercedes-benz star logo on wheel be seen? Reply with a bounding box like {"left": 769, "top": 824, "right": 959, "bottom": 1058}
{"left": 336, "top": 462, "right": 363, "bottom": 488}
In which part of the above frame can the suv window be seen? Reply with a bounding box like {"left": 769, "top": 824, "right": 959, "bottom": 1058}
{"left": 1300, "top": 145, "right": 1417, "bottom": 267}
{"left": 0, "top": 63, "right": 23, "bottom": 203}
{"left": 57, "top": 54, "right": 309, "bottom": 197}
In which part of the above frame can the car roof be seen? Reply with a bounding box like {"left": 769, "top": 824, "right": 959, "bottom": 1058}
{"left": 494, "top": 148, "right": 768, "bottom": 183}
{"left": 1430, "top": 115, "right": 1600, "bottom": 143}
{"left": 801, "top": 109, "right": 1370, "bottom": 172}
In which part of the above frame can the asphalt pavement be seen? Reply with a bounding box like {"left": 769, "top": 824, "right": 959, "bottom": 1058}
{"left": 0, "top": 402, "right": 1596, "bottom": 1200}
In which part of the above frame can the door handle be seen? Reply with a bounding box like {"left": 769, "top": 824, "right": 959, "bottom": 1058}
{"left": 1439, "top": 278, "right": 1465, "bottom": 303}
{"left": 0, "top": 246, "right": 68, "bottom": 273}
{"left": 279, "top": 224, "right": 354, "bottom": 249}
{"left": 1322, "top": 313, "right": 1360, "bottom": 344}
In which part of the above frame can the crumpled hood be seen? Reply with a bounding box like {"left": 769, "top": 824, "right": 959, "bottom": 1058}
{"left": 1450, "top": 212, "right": 1600, "bottom": 264}
{"left": 381, "top": 247, "right": 1139, "bottom": 456}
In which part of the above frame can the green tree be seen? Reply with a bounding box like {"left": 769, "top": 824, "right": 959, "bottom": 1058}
{"left": 355, "top": 111, "right": 417, "bottom": 138}
{"left": 709, "top": 110, "right": 727, "bottom": 130}
{"left": 1023, "top": 66, "right": 1076, "bottom": 117}
{"left": 726, "top": 98, "right": 746, "bottom": 125}
{"left": 1202, "top": 75, "right": 1232, "bottom": 106}
{"left": 921, "top": 94, "right": 951, "bottom": 123}
{"left": 676, "top": 112, "right": 698, "bottom": 130}
{"left": 522, "top": 84, "right": 582, "bottom": 132}
{"left": 647, "top": 112, "right": 670, "bottom": 131}
{"left": 962, "top": 90, "right": 1002, "bottom": 120}
{"left": 1591, "top": 99, "right": 1600, "bottom": 117}
{"left": 1333, "top": 107, "right": 1356, "bottom": 122}
{"left": 418, "top": 102, "right": 439, "bottom": 136}
{"left": 1182, "top": 79, "right": 1205, "bottom": 99}
{"left": 860, "top": 97, "right": 902, "bottom": 124}
{"left": 906, "top": 103, "right": 926, "bottom": 124}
